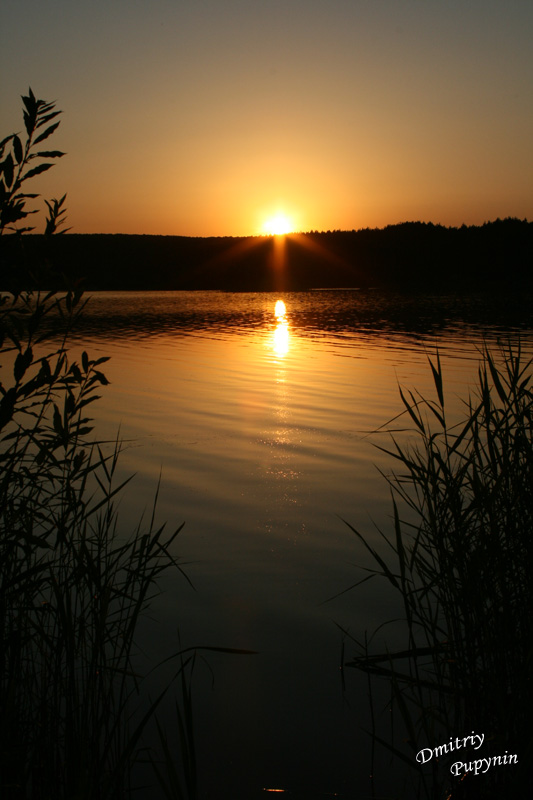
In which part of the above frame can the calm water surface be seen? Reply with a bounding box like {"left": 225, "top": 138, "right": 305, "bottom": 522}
{"left": 69, "top": 290, "right": 532, "bottom": 799}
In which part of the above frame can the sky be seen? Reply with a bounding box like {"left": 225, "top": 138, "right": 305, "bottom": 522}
{"left": 1, "top": 0, "right": 532, "bottom": 237}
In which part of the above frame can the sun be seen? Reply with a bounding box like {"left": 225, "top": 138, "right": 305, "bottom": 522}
{"left": 262, "top": 213, "right": 293, "bottom": 236}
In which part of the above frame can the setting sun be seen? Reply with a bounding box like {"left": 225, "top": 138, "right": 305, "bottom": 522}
{"left": 262, "top": 214, "right": 293, "bottom": 236}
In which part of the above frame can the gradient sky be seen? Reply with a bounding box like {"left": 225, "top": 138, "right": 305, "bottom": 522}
{"left": 2, "top": 0, "right": 532, "bottom": 236}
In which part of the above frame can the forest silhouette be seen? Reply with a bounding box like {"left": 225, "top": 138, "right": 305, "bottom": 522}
{"left": 2, "top": 218, "right": 531, "bottom": 292}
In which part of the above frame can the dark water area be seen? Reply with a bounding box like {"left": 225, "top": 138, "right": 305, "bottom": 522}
{"left": 13, "top": 289, "right": 533, "bottom": 799}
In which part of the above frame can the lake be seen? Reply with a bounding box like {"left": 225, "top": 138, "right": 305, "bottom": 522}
{"left": 67, "top": 289, "right": 533, "bottom": 799}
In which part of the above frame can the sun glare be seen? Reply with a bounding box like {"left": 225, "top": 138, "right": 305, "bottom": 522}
{"left": 273, "top": 299, "right": 289, "bottom": 357}
{"left": 262, "top": 214, "right": 293, "bottom": 236}
{"left": 274, "top": 300, "right": 287, "bottom": 318}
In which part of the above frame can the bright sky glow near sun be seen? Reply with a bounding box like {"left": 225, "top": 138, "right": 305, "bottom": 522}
{"left": 263, "top": 214, "right": 294, "bottom": 237}
{"left": 1, "top": 0, "right": 532, "bottom": 236}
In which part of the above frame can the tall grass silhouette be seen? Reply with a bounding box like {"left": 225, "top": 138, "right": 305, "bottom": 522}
{"left": 1, "top": 89, "right": 254, "bottom": 800}
{"left": 342, "top": 346, "right": 532, "bottom": 799}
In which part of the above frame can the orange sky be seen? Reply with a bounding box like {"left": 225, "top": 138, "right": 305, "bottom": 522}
{"left": 1, "top": 1, "right": 532, "bottom": 237}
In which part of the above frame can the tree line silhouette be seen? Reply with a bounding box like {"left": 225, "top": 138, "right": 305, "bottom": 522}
{"left": 2, "top": 218, "right": 531, "bottom": 292}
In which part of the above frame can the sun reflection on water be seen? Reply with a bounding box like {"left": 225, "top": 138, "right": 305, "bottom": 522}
{"left": 273, "top": 299, "right": 289, "bottom": 358}
{"left": 274, "top": 300, "right": 286, "bottom": 318}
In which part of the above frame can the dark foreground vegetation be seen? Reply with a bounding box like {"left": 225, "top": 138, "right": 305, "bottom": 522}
{"left": 0, "top": 88, "right": 198, "bottom": 800}
{"left": 0, "top": 287, "right": 198, "bottom": 800}
{"left": 2, "top": 218, "right": 532, "bottom": 293}
{"left": 342, "top": 347, "right": 533, "bottom": 799}
{"left": 1, "top": 89, "right": 257, "bottom": 800}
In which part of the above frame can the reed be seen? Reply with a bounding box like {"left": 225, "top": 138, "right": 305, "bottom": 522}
{"left": 342, "top": 345, "right": 533, "bottom": 798}
{"left": 1, "top": 89, "right": 255, "bottom": 800}
{"left": 0, "top": 283, "right": 198, "bottom": 799}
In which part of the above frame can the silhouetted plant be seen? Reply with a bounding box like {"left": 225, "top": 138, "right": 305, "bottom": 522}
{"left": 1, "top": 91, "right": 182, "bottom": 800}
{"left": 342, "top": 346, "right": 533, "bottom": 799}
{"left": 1, "top": 90, "right": 252, "bottom": 800}
{"left": 0, "top": 87, "right": 68, "bottom": 237}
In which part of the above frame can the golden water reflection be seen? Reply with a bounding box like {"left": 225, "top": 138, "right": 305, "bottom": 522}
{"left": 274, "top": 300, "right": 286, "bottom": 318}
{"left": 272, "top": 299, "right": 290, "bottom": 358}
{"left": 261, "top": 298, "right": 300, "bottom": 519}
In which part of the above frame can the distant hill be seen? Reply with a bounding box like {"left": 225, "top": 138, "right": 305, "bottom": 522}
{"left": 2, "top": 218, "right": 532, "bottom": 292}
